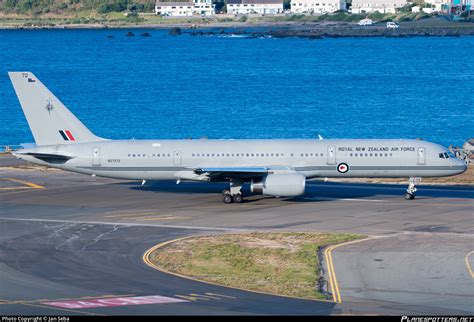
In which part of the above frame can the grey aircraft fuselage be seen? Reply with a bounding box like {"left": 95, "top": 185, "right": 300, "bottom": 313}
{"left": 15, "top": 138, "right": 466, "bottom": 181}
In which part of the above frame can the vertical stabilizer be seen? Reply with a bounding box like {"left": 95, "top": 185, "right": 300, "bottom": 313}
{"left": 9, "top": 72, "right": 105, "bottom": 146}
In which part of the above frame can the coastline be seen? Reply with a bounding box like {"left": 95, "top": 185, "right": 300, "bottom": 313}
{"left": 1, "top": 20, "right": 473, "bottom": 38}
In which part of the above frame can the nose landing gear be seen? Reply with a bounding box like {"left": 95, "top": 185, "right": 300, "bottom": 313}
{"left": 404, "top": 177, "right": 420, "bottom": 200}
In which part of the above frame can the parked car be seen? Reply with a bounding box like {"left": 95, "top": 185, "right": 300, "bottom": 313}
{"left": 358, "top": 18, "right": 373, "bottom": 26}
{"left": 386, "top": 21, "right": 399, "bottom": 29}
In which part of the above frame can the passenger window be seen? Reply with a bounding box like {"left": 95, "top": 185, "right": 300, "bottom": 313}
{"left": 439, "top": 153, "right": 445, "bottom": 159}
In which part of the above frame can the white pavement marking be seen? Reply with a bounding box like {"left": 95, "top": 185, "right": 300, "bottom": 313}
{"left": 308, "top": 183, "right": 474, "bottom": 194}
{"left": 42, "top": 295, "right": 189, "bottom": 309}
{"left": 0, "top": 217, "right": 248, "bottom": 232}
{"left": 304, "top": 197, "right": 385, "bottom": 202}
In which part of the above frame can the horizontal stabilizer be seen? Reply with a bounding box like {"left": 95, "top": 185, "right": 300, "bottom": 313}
{"left": 24, "top": 152, "right": 73, "bottom": 164}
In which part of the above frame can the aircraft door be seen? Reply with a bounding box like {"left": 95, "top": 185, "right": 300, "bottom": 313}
{"left": 174, "top": 150, "right": 182, "bottom": 166}
{"left": 92, "top": 146, "right": 101, "bottom": 166}
{"left": 327, "top": 146, "right": 336, "bottom": 165}
{"left": 417, "top": 147, "right": 426, "bottom": 165}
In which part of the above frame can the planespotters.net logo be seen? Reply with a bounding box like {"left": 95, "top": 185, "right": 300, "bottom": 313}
{"left": 402, "top": 317, "right": 473, "bottom": 322}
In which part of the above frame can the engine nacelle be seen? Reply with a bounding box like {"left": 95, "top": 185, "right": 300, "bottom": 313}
{"left": 251, "top": 173, "right": 306, "bottom": 197}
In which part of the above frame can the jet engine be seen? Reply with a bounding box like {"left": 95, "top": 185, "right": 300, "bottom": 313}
{"left": 250, "top": 173, "right": 306, "bottom": 197}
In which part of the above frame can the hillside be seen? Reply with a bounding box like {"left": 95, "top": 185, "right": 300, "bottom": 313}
{"left": 0, "top": 0, "right": 156, "bottom": 17}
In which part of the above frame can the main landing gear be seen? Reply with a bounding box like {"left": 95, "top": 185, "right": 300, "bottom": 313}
{"left": 404, "top": 177, "right": 419, "bottom": 200}
{"left": 222, "top": 178, "right": 244, "bottom": 204}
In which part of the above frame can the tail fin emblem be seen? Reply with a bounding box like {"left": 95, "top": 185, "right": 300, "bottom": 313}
{"left": 45, "top": 98, "right": 54, "bottom": 114}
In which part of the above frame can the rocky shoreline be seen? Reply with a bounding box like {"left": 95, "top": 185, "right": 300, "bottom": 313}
{"left": 1, "top": 19, "right": 473, "bottom": 39}
{"left": 186, "top": 25, "right": 474, "bottom": 38}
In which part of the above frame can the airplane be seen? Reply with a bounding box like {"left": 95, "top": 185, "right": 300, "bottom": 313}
{"left": 8, "top": 72, "right": 467, "bottom": 204}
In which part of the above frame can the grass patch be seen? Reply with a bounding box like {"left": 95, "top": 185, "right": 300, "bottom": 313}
{"left": 150, "top": 232, "right": 365, "bottom": 300}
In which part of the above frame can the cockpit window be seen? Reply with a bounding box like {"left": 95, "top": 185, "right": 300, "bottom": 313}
{"left": 439, "top": 152, "right": 453, "bottom": 159}
{"left": 446, "top": 151, "right": 455, "bottom": 158}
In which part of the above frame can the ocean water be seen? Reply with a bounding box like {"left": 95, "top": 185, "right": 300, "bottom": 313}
{"left": 0, "top": 29, "right": 473, "bottom": 147}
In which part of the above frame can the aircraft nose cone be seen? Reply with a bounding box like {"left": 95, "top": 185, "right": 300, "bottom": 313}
{"left": 455, "top": 159, "right": 468, "bottom": 174}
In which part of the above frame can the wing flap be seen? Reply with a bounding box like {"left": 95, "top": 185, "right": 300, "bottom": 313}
{"left": 194, "top": 167, "right": 268, "bottom": 179}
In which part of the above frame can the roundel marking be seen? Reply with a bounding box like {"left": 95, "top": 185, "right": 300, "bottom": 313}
{"left": 337, "top": 163, "right": 349, "bottom": 173}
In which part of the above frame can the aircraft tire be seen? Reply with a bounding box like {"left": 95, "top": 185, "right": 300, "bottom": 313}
{"left": 222, "top": 194, "right": 233, "bottom": 204}
{"left": 404, "top": 192, "right": 415, "bottom": 200}
{"left": 233, "top": 193, "right": 243, "bottom": 204}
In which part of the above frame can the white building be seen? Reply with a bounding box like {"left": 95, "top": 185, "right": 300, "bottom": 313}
{"left": 290, "top": 0, "right": 345, "bottom": 14}
{"left": 351, "top": 0, "right": 407, "bottom": 13}
{"left": 227, "top": 0, "right": 284, "bottom": 14}
{"left": 155, "top": 0, "right": 215, "bottom": 16}
{"left": 423, "top": 0, "right": 449, "bottom": 11}
{"left": 194, "top": 0, "right": 215, "bottom": 15}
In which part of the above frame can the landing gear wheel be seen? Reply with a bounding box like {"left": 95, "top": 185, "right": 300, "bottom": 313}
{"left": 222, "top": 194, "right": 233, "bottom": 204}
{"left": 404, "top": 192, "right": 415, "bottom": 200}
{"left": 233, "top": 193, "right": 243, "bottom": 204}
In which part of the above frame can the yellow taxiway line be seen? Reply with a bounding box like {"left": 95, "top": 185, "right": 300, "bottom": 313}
{"left": 324, "top": 238, "right": 372, "bottom": 304}
{"left": 4, "top": 178, "right": 44, "bottom": 189}
{"left": 465, "top": 251, "right": 474, "bottom": 278}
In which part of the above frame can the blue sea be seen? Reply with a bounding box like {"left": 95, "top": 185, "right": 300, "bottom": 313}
{"left": 0, "top": 29, "right": 473, "bottom": 147}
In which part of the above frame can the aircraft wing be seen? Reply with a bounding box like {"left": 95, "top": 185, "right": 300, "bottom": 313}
{"left": 194, "top": 167, "right": 268, "bottom": 179}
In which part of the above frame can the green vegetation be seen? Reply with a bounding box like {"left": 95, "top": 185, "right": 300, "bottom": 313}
{"left": 0, "top": 0, "right": 155, "bottom": 16}
{"left": 238, "top": 15, "right": 248, "bottom": 22}
{"left": 150, "top": 232, "right": 364, "bottom": 300}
